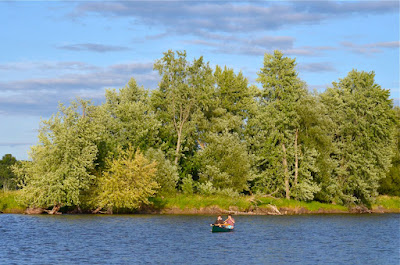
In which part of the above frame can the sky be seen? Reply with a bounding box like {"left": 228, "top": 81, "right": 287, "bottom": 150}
{"left": 0, "top": 0, "right": 399, "bottom": 161}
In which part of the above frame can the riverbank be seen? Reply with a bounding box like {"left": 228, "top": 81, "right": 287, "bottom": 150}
{"left": 1, "top": 191, "right": 399, "bottom": 215}
{"left": 149, "top": 194, "right": 400, "bottom": 215}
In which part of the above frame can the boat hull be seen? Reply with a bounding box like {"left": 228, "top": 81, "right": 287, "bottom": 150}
{"left": 211, "top": 225, "right": 234, "bottom": 232}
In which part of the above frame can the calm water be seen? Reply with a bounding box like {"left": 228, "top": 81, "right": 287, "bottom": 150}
{"left": 0, "top": 214, "right": 398, "bottom": 264}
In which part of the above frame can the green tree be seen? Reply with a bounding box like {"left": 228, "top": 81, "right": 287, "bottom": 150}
{"left": 197, "top": 131, "right": 250, "bottom": 192}
{"left": 13, "top": 100, "right": 101, "bottom": 213}
{"left": 103, "top": 78, "right": 160, "bottom": 152}
{"left": 213, "top": 66, "right": 256, "bottom": 133}
{"left": 320, "top": 70, "right": 397, "bottom": 205}
{"left": 378, "top": 106, "right": 400, "bottom": 196}
{"left": 295, "top": 94, "right": 336, "bottom": 202}
{"left": 0, "top": 154, "right": 18, "bottom": 190}
{"left": 197, "top": 65, "right": 257, "bottom": 138}
{"left": 95, "top": 147, "right": 158, "bottom": 212}
{"left": 152, "top": 50, "right": 214, "bottom": 166}
{"left": 251, "top": 50, "right": 314, "bottom": 199}
{"left": 146, "top": 148, "right": 179, "bottom": 195}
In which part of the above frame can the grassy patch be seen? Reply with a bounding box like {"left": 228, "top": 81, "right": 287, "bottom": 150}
{"left": 373, "top": 195, "right": 400, "bottom": 210}
{"left": 155, "top": 194, "right": 349, "bottom": 213}
{"left": 0, "top": 190, "right": 25, "bottom": 213}
{"left": 159, "top": 194, "right": 252, "bottom": 211}
{"left": 255, "top": 197, "right": 348, "bottom": 212}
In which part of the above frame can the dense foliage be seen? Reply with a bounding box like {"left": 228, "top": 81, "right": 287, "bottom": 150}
{"left": 0, "top": 154, "right": 18, "bottom": 190}
{"left": 12, "top": 50, "right": 398, "bottom": 212}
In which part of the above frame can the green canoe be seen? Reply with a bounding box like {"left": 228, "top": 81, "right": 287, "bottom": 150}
{"left": 211, "top": 225, "right": 234, "bottom": 232}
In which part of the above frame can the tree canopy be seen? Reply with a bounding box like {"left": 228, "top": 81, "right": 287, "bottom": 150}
{"left": 0, "top": 154, "right": 18, "bottom": 191}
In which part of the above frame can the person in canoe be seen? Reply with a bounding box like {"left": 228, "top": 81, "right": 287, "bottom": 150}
{"left": 214, "top": 215, "right": 225, "bottom": 226}
{"left": 224, "top": 214, "right": 235, "bottom": 229}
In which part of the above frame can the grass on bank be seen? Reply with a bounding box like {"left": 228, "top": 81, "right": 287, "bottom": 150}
{"left": 1, "top": 191, "right": 399, "bottom": 214}
{"left": 154, "top": 193, "right": 252, "bottom": 211}
{"left": 255, "top": 197, "right": 348, "bottom": 212}
{"left": 0, "top": 190, "right": 25, "bottom": 213}
{"left": 373, "top": 195, "right": 400, "bottom": 210}
{"left": 155, "top": 194, "right": 399, "bottom": 213}
{"left": 155, "top": 193, "right": 349, "bottom": 212}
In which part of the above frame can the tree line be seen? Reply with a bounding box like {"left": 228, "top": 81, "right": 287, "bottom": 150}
{"left": 9, "top": 50, "right": 399, "bottom": 213}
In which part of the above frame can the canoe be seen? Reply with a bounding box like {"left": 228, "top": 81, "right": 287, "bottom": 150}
{"left": 211, "top": 225, "right": 234, "bottom": 232}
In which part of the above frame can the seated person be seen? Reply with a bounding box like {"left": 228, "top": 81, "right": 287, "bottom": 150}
{"left": 214, "top": 215, "right": 224, "bottom": 226}
{"left": 224, "top": 214, "right": 235, "bottom": 228}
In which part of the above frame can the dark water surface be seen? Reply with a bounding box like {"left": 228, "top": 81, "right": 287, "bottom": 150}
{"left": 0, "top": 214, "right": 398, "bottom": 264}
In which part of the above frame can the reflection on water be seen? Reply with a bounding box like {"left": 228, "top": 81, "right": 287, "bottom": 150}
{"left": 0, "top": 214, "right": 399, "bottom": 264}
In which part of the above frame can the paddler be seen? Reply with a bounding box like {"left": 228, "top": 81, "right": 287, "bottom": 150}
{"left": 224, "top": 214, "right": 235, "bottom": 229}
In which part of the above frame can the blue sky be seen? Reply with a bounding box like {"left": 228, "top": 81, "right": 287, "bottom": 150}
{"left": 0, "top": 1, "right": 399, "bottom": 160}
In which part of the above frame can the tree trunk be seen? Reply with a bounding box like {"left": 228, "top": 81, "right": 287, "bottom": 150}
{"left": 93, "top": 206, "right": 102, "bottom": 214}
{"left": 46, "top": 204, "right": 62, "bottom": 215}
{"left": 294, "top": 128, "right": 299, "bottom": 187}
{"left": 174, "top": 130, "right": 182, "bottom": 165}
{"left": 282, "top": 143, "right": 290, "bottom": 199}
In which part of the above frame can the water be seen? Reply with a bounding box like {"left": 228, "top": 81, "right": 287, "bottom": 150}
{"left": 0, "top": 214, "right": 398, "bottom": 264}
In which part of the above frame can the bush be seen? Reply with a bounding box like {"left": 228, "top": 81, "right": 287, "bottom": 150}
{"left": 180, "top": 175, "right": 194, "bottom": 195}
{"left": 146, "top": 148, "right": 179, "bottom": 195}
{"left": 197, "top": 181, "right": 216, "bottom": 195}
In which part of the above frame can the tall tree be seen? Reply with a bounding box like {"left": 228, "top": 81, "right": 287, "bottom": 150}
{"left": 13, "top": 100, "right": 102, "bottom": 213}
{"left": 252, "top": 50, "right": 309, "bottom": 199}
{"left": 152, "top": 50, "right": 214, "bottom": 166}
{"left": 320, "top": 70, "right": 396, "bottom": 205}
{"left": 196, "top": 65, "right": 256, "bottom": 147}
{"left": 295, "top": 94, "right": 335, "bottom": 202}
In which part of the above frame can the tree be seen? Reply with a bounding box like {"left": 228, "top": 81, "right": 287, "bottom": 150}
{"left": 295, "top": 94, "right": 335, "bottom": 202}
{"left": 378, "top": 107, "right": 400, "bottom": 196}
{"left": 0, "top": 154, "right": 18, "bottom": 190}
{"left": 95, "top": 147, "right": 158, "bottom": 212}
{"left": 13, "top": 100, "right": 101, "bottom": 213}
{"left": 197, "top": 131, "right": 250, "bottom": 192}
{"left": 320, "top": 70, "right": 397, "bottom": 205}
{"left": 103, "top": 78, "right": 160, "bottom": 152}
{"left": 152, "top": 50, "right": 214, "bottom": 166}
{"left": 251, "top": 50, "right": 311, "bottom": 199}
{"left": 146, "top": 148, "right": 179, "bottom": 195}
{"left": 213, "top": 65, "right": 256, "bottom": 132}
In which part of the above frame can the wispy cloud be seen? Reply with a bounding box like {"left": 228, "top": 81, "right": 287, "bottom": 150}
{"left": 185, "top": 33, "right": 335, "bottom": 57}
{"left": 0, "top": 142, "right": 33, "bottom": 147}
{"left": 0, "top": 61, "right": 159, "bottom": 115}
{"left": 297, "top": 62, "right": 337, "bottom": 73}
{"left": 342, "top": 41, "right": 400, "bottom": 54}
{"left": 56, "top": 43, "right": 130, "bottom": 53}
{"left": 294, "top": 1, "right": 399, "bottom": 15}
{"left": 66, "top": 1, "right": 396, "bottom": 58}
{"left": 70, "top": 1, "right": 398, "bottom": 35}
{"left": 0, "top": 61, "right": 99, "bottom": 71}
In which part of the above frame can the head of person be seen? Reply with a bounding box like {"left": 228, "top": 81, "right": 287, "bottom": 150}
{"left": 217, "top": 215, "right": 222, "bottom": 220}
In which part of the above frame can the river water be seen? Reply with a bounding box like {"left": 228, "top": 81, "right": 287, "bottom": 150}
{"left": 0, "top": 214, "right": 398, "bottom": 264}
